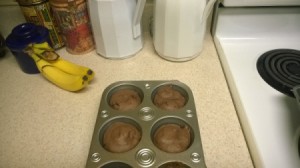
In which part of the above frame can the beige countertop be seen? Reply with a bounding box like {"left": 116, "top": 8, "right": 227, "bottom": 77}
{"left": 0, "top": 3, "right": 253, "bottom": 168}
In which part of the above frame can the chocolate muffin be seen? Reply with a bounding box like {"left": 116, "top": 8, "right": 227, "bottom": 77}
{"left": 109, "top": 89, "right": 141, "bottom": 111}
{"left": 103, "top": 122, "right": 141, "bottom": 153}
{"left": 159, "top": 162, "right": 190, "bottom": 168}
{"left": 153, "top": 123, "right": 191, "bottom": 153}
{"left": 153, "top": 85, "right": 186, "bottom": 111}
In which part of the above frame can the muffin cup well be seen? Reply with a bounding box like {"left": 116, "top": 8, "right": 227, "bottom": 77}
{"left": 152, "top": 84, "right": 189, "bottom": 111}
{"left": 101, "top": 162, "right": 132, "bottom": 168}
{"left": 158, "top": 162, "right": 191, "bottom": 168}
{"left": 107, "top": 85, "right": 144, "bottom": 111}
{"left": 151, "top": 118, "right": 193, "bottom": 153}
{"left": 100, "top": 118, "right": 142, "bottom": 153}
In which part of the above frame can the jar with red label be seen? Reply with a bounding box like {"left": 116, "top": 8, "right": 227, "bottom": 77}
{"left": 49, "top": 0, "right": 94, "bottom": 55}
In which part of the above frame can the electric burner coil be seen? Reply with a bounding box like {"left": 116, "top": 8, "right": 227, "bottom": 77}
{"left": 257, "top": 49, "right": 300, "bottom": 97}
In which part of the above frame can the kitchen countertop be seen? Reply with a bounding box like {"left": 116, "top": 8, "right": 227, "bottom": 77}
{"left": 0, "top": 3, "right": 253, "bottom": 168}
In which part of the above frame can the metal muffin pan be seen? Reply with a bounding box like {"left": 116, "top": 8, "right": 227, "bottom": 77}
{"left": 86, "top": 80, "right": 206, "bottom": 168}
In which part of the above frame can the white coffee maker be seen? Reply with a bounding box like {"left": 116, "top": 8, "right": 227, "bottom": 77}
{"left": 88, "top": 0, "right": 146, "bottom": 59}
{"left": 152, "top": 0, "right": 216, "bottom": 61}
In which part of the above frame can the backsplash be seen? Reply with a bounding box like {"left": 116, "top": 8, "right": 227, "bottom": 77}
{"left": 0, "top": 0, "right": 17, "bottom": 6}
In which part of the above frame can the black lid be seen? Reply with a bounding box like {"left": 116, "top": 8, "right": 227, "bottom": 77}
{"left": 5, "top": 23, "right": 49, "bottom": 51}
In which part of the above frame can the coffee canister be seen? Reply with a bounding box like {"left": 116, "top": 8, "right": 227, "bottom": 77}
{"left": 50, "top": 0, "right": 94, "bottom": 55}
{"left": 17, "top": 0, "right": 64, "bottom": 50}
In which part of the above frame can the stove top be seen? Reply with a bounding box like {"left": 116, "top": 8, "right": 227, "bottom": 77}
{"left": 213, "top": 7, "right": 300, "bottom": 168}
{"left": 257, "top": 49, "right": 300, "bottom": 97}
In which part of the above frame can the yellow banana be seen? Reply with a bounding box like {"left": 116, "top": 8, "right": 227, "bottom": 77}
{"left": 49, "top": 58, "right": 95, "bottom": 82}
{"left": 31, "top": 42, "right": 58, "bottom": 61}
{"left": 32, "top": 42, "right": 53, "bottom": 51}
{"left": 32, "top": 47, "right": 45, "bottom": 55}
{"left": 32, "top": 42, "right": 94, "bottom": 82}
{"left": 30, "top": 53, "right": 89, "bottom": 92}
{"left": 33, "top": 49, "right": 59, "bottom": 61}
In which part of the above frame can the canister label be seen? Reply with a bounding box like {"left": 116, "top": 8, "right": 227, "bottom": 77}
{"left": 51, "top": 1, "right": 94, "bottom": 54}
{"left": 19, "top": 2, "right": 64, "bottom": 49}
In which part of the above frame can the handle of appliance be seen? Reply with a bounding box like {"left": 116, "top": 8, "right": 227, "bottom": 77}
{"left": 201, "top": 0, "right": 217, "bottom": 23}
{"left": 293, "top": 86, "right": 300, "bottom": 108}
{"left": 132, "top": 0, "right": 146, "bottom": 39}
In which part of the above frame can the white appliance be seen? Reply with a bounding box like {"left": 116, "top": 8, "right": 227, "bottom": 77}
{"left": 87, "top": 0, "right": 146, "bottom": 59}
{"left": 152, "top": 0, "right": 215, "bottom": 61}
{"left": 213, "top": 0, "right": 300, "bottom": 168}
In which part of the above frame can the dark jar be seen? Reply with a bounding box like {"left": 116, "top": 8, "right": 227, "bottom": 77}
{"left": 6, "top": 23, "right": 50, "bottom": 74}
{"left": 0, "top": 34, "right": 5, "bottom": 57}
{"left": 50, "top": 0, "right": 94, "bottom": 55}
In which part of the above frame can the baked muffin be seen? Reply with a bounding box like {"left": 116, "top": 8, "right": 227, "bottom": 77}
{"left": 103, "top": 122, "right": 141, "bottom": 153}
{"left": 109, "top": 89, "right": 141, "bottom": 111}
{"left": 153, "top": 85, "right": 186, "bottom": 111}
{"left": 159, "top": 162, "right": 190, "bottom": 168}
{"left": 153, "top": 123, "right": 191, "bottom": 153}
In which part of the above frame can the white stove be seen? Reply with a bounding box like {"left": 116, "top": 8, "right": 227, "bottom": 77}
{"left": 213, "top": 1, "right": 300, "bottom": 168}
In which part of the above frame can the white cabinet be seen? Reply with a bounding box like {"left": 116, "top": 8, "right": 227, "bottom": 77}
{"left": 222, "top": 0, "right": 300, "bottom": 6}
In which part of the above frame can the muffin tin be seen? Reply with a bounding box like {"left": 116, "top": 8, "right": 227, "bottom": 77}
{"left": 86, "top": 80, "right": 206, "bottom": 168}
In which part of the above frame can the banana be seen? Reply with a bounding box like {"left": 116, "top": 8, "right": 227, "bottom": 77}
{"left": 32, "top": 47, "right": 46, "bottom": 55}
{"left": 32, "top": 42, "right": 94, "bottom": 82}
{"left": 28, "top": 42, "right": 95, "bottom": 82}
{"left": 31, "top": 42, "right": 59, "bottom": 61}
{"left": 25, "top": 41, "right": 94, "bottom": 91}
{"left": 49, "top": 58, "right": 95, "bottom": 82}
{"left": 30, "top": 53, "right": 89, "bottom": 92}
{"left": 32, "top": 42, "right": 53, "bottom": 51}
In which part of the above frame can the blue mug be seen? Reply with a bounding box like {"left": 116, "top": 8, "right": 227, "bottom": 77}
{"left": 6, "top": 23, "right": 49, "bottom": 74}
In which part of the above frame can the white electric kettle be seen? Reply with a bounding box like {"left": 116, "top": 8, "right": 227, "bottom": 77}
{"left": 153, "top": 0, "right": 216, "bottom": 61}
{"left": 88, "top": 0, "right": 146, "bottom": 59}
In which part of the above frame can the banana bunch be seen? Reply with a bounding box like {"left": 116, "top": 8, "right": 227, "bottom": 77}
{"left": 25, "top": 42, "right": 95, "bottom": 92}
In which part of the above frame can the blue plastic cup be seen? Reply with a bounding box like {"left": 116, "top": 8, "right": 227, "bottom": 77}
{"left": 5, "top": 23, "right": 49, "bottom": 74}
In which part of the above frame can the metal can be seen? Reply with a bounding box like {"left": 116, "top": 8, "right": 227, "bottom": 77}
{"left": 49, "top": 0, "right": 94, "bottom": 55}
{"left": 17, "top": 0, "right": 64, "bottom": 50}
